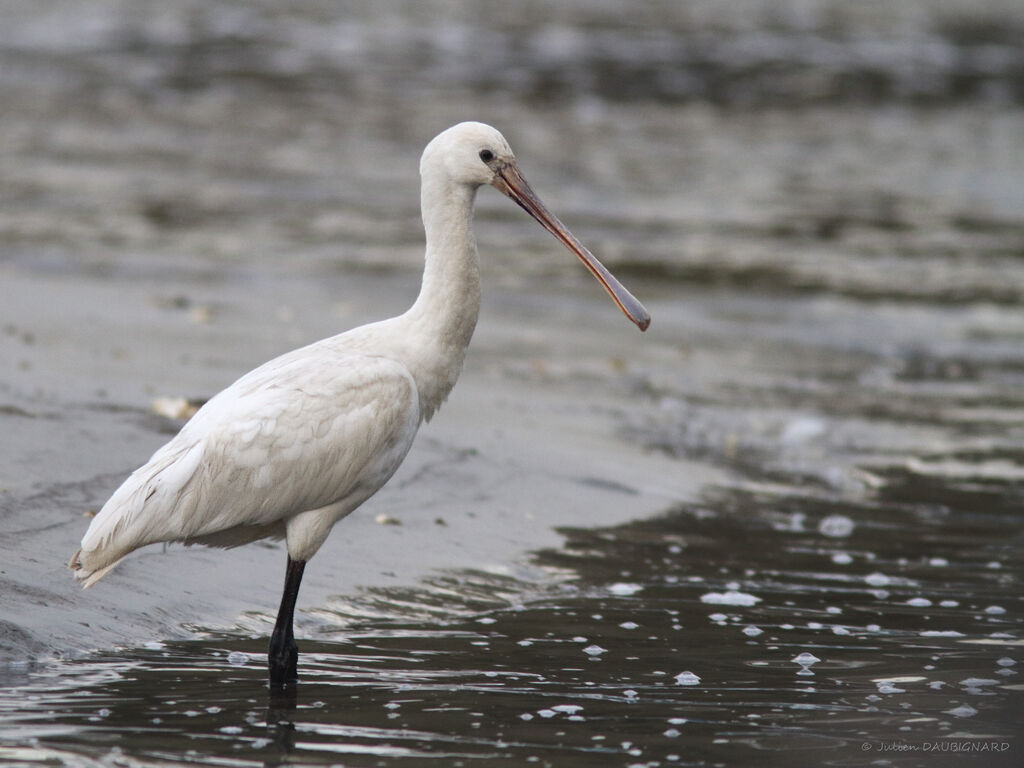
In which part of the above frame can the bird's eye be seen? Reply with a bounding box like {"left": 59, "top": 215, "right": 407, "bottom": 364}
{"left": 479, "top": 149, "right": 495, "bottom": 163}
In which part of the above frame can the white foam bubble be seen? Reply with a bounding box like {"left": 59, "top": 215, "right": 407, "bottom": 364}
{"left": 608, "top": 583, "right": 643, "bottom": 596}
{"left": 700, "top": 591, "right": 761, "bottom": 606}
{"left": 818, "top": 514, "right": 855, "bottom": 537}
{"left": 674, "top": 671, "right": 701, "bottom": 686}
{"left": 944, "top": 704, "right": 978, "bottom": 718}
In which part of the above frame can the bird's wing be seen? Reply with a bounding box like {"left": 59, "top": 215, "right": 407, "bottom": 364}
{"left": 76, "top": 349, "right": 420, "bottom": 573}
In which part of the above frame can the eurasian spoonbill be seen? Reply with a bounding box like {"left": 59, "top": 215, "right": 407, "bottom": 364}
{"left": 70, "top": 121, "right": 650, "bottom": 688}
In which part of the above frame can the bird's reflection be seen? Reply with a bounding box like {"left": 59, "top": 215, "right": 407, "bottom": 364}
{"left": 265, "top": 683, "right": 298, "bottom": 759}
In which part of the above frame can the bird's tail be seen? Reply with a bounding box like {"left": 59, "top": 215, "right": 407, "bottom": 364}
{"left": 68, "top": 548, "right": 126, "bottom": 589}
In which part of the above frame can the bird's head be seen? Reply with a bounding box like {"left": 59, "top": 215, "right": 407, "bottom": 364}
{"left": 420, "top": 121, "right": 514, "bottom": 189}
{"left": 421, "top": 122, "right": 650, "bottom": 332}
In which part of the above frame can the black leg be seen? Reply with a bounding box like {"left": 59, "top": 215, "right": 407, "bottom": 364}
{"left": 268, "top": 556, "right": 306, "bottom": 690}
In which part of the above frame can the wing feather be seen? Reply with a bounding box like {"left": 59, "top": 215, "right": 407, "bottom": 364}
{"left": 73, "top": 345, "right": 420, "bottom": 583}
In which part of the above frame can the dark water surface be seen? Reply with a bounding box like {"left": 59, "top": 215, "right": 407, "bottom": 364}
{"left": 1, "top": 468, "right": 1020, "bottom": 767}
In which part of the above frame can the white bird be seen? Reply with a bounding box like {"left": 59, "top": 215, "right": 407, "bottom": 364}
{"left": 70, "top": 122, "right": 650, "bottom": 688}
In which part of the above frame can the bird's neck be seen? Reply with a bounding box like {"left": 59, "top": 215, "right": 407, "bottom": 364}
{"left": 402, "top": 177, "right": 482, "bottom": 420}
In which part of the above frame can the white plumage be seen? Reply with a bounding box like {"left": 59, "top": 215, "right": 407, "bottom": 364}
{"left": 69, "top": 121, "right": 649, "bottom": 686}
{"left": 74, "top": 338, "right": 421, "bottom": 584}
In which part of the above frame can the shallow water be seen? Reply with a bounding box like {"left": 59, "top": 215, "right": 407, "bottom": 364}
{"left": 2, "top": 0, "right": 1024, "bottom": 765}
{"left": 1, "top": 472, "right": 1020, "bottom": 767}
